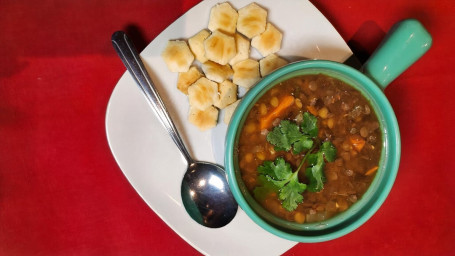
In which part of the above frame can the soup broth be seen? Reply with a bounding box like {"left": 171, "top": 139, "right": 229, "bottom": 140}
{"left": 237, "top": 74, "right": 382, "bottom": 223}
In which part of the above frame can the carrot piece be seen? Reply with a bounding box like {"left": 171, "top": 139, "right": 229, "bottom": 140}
{"left": 259, "top": 95, "right": 295, "bottom": 130}
{"left": 349, "top": 135, "right": 366, "bottom": 152}
{"left": 306, "top": 105, "right": 318, "bottom": 116}
{"left": 365, "top": 166, "right": 379, "bottom": 176}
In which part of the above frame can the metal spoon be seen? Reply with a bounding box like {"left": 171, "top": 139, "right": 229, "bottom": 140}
{"left": 111, "top": 31, "right": 238, "bottom": 228}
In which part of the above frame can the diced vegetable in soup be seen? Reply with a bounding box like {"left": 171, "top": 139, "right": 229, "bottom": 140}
{"left": 237, "top": 74, "right": 382, "bottom": 223}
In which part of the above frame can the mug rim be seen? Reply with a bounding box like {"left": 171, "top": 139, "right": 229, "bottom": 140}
{"left": 225, "top": 60, "right": 401, "bottom": 242}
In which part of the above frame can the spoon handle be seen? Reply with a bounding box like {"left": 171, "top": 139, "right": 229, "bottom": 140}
{"left": 111, "top": 31, "right": 193, "bottom": 165}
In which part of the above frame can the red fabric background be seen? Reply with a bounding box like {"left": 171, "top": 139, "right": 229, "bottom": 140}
{"left": 1, "top": 0, "right": 454, "bottom": 255}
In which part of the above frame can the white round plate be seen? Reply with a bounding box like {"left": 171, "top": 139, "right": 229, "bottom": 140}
{"left": 105, "top": 0, "right": 352, "bottom": 255}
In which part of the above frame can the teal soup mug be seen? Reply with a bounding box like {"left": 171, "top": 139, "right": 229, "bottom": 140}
{"left": 225, "top": 19, "right": 432, "bottom": 242}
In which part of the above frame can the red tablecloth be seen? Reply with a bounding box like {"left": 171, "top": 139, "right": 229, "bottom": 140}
{"left": 1, "top": 0, "right": 454, "bottom": 255}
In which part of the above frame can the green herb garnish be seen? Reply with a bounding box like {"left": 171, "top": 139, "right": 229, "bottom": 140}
{"left": 266, "top": 120, "right": 313, "bottom": 154}
{"left": 321, "top": 141, "right": 337, "bottom": 162}
{"left": 253, "top": 175, "right": 280, "bottom": 202}
{"left": 304, "top": 141, "right": 336, "bottom": 192}
{"left": 254, "top": 112, "right": 336, "bottom": 211}
{"left": 305, "top": 152, "right": 325, "bottom": 192}
{"left": 255, "top": 157, "right": 306, "bottom": 210}
{"left": 301, "top": 112, "right": 318, "bottom": 137}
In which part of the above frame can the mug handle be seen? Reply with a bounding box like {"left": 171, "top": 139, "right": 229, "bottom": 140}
{"left": 362, "top": 19, "right": 432, "bottom": 90}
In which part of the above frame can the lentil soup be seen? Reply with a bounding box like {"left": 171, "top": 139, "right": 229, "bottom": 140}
{"left": 237, "top": 74, "right": 382, "bottom": 224}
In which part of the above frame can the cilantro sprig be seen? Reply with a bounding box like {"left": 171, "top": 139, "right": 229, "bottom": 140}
{"left": 256, "top": 157, "right": 307, "bottom": 210}
{"left": 266, "top": 113, "right": 317, "bottom": 154}
{"left": 305, "top": 141, "right": 336, "bottom": 192}
{"left": 253, "top": 112, "right": 336, "bottom": 211}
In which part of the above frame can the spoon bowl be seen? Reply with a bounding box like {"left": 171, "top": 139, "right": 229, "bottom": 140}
{"left": 111, "top": 31, "right": 238, "bottom": 228}
{"left": 182, "top": 161, "right": 238, "bottom": 228}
